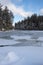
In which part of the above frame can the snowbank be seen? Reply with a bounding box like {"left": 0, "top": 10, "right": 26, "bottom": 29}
{"left": 0, "top": 46, "right": 43, "bottom": 65}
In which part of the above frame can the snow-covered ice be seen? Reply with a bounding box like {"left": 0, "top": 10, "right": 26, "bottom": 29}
{"left": 1, "top": 51, "right": 19, "bottom": 65}
{"left": 0, "top": 30, "right": 43, "bottom": 65}
{"left": 0, "top": 47, "right": 43, "bottom": 65}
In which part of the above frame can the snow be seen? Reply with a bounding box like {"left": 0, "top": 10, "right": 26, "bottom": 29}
{"left": 0, "top": 47, "right": 43, "bottom": 65}
{"left": 0, "top": 39, "right": 20, "bottom": 45}
{"left": 11, "top": 35, "right": 31, "bottom": 40}
{"left": 1, "top": 51, "right": 19, "bottom": 65}
{"left": 37, "top": 37, "right": 43, "bottom": 41}
{"left": 0, "top": 30, "right": 43, "bottom": 65}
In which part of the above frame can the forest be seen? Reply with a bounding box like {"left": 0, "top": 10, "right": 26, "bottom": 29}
{"left": 0, "top": 4, "right": 14, "bottom": 31}
{"left": 1, "top": 3, "right": 43, "bottom": 30}
{"left": 15, "top": 14, "right": 43, "bottom": 30}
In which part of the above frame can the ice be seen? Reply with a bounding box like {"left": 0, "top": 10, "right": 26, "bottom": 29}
{"left": 11, "top": 35, "right": 31, "bottom": 40}
{"left": 0, "top": 30, "right": 43, "bottom": 65}
{"left": 37, "top": 37, "right": 43, "bottom": 41}
{"left": 0, "top": 39, "right": 19, "bottom": 45}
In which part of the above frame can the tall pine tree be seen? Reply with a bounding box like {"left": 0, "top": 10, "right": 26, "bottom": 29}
{"left": 0, "top": 3, "right": 14, "bottom": 30}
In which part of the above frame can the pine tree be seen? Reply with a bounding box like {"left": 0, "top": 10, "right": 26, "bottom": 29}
{"left": 0, "top": 3, "right": 3, "bottom": 30}
{"left": 0, "top": 4, "right": 14, "bottom": 30}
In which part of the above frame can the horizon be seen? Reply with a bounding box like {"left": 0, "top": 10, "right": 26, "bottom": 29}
{"left": 0, "top": 0, "right": 43, "bottom": 25}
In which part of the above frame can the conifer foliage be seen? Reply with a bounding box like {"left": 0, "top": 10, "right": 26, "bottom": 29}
{"left": 0, "top": 4, "right": 14, "bottom": 30}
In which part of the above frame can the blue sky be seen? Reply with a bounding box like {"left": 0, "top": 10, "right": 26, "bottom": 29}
{"left": 13, "top": 0, "right": 43, "bottom": 13}
{"left": 0, "top": 0, "right": 43, "bottom": 25}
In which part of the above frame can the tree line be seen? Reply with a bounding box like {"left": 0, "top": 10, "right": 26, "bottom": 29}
{"left": 0, "top": 3, "right": 14, "bottom": 31}
{"left": 15, "top": 14, "right": 43, "bottom": 30}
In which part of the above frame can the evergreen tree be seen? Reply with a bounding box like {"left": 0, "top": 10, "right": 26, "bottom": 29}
{"left": 0, "top": 3, "right": 3, "bottom": 30}
{"left": 0, "top": 3, "right": 14, "bottom": 30}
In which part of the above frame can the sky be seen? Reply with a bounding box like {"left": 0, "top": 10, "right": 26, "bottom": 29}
{"left": 0, "top": 0, "right": 43, "bottom": 25}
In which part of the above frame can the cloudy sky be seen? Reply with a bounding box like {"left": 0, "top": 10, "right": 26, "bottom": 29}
{"left": 0, "top": 0, "right": 43, "bottom": 24}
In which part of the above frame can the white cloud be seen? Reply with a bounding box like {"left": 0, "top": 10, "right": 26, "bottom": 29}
{"left": 40, "top": 8, "right": 43, "bottom": 15}
{"left": 7, "top": 3, "right": 33, "bottom": 17}
{"left": 0, "top": 0, "right": 33, "bottom": 17}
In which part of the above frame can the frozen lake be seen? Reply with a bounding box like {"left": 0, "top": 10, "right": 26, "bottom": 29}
{"left": 0, "top": 30, "right": 43, "bottom": 65}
